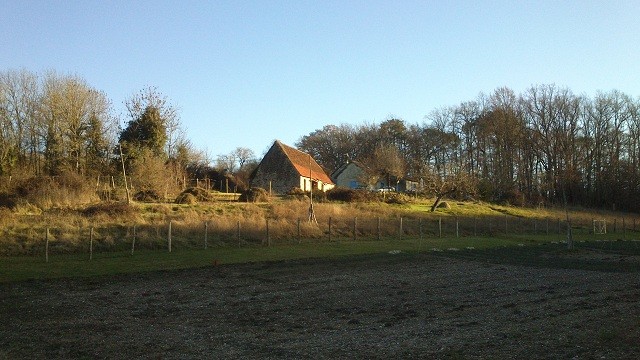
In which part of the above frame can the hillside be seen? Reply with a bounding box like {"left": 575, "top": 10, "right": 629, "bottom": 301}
{"left": 1, "top": 194, "right": 637, "bottom": 257}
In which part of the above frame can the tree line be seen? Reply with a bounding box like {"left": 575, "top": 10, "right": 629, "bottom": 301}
{"left": 3, "top": 69, "right": 639, "bottom": 211}
{"left": 0, "top": 69, "right": 261, "bottom": 200}
{"left": 0, "top": 69, "right": 210, "bottom": 197}
{"left": 297, "top": 85, "right": 640, "bottom": 212}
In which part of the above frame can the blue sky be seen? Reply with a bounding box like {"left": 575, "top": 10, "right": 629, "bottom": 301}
{"left": 2, "top": 0, "right": 640, "bottom": 160}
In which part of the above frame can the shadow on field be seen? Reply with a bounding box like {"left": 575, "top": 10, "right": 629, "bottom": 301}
{"left": 432, "top": 240, "right": 640, "bottom": 273}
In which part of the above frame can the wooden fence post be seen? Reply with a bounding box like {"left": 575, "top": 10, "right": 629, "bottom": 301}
{"left": 131, "top": 225, "right": 136, "bottom": 255}
{"left": 546, "top": 218, "right": 549, "bottom": 235}
{"left": 237, "top": 221, "right": 241, "bottom": 247}
{"left": 353, "top": 217, "right": 357, "bottom": 241}
{"left": 204, "top": 221, "right": 208, "bottom": 249}
{"left": 399, "top": 217, "right": 403, "bottom": 240}
{"left": 377, "top": 217, "right": 381, "bottom": 241}
{"left": 474, "top": 217, "right": 477, "bottom": 237}
{"left": 45, "top": 227, "right": 50, "bottom": 263}
{"left": 505, "top": 216, "right": 508, "bottom": 235}
{"left": 438, "top": 218, "right": 442, "bottom": 238}
{"left": 419, "top": 218, "right": 423, "bottom": 251}
{"left": 456, "top": 217, "right": 459, "bottom": 238}
{"left": 168, "top": 221, "right": 172, "bottom": 253}
{"left": 90, "top": 227, "right": 94, "bottom": 260}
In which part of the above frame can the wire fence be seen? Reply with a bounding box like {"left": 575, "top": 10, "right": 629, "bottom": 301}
{"left": 3, "top": 214, "right": 640, "bottom": 260}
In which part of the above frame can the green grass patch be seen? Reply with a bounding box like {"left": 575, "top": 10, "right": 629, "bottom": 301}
{"left": 0, "top": 234, "right": 539, "bottom": 282}
{"left": 5, "top": 232, "right": 626, "bottom": 283}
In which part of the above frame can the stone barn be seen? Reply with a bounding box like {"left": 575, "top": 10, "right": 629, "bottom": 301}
{"left": 250, "top": 140, "right": 335, "bottom": 194}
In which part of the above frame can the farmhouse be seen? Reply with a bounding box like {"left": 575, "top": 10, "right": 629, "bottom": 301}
{"left": 331, "top": 160, "right": 420, "bottom": 192}
{"left": 250, "top": 140, "right": 335, "bottom": 194}
{"left": 331, "top": 160, "right": 368, "bottom": 189}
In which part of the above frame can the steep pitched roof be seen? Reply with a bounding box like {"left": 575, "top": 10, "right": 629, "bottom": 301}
{"left": 275, "top": 141, "right": 334, "bottom": 184}
{"left": 331, "top": 160, "right": 367, "bottom": 180}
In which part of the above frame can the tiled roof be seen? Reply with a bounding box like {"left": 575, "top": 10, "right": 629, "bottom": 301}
{"left": 276, "top": 141, "right": 334, "bottom": 184}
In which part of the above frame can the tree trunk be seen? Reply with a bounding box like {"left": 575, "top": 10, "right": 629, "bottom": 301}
{"left": 430, "top": 188, "right": 457, "bottom": 212}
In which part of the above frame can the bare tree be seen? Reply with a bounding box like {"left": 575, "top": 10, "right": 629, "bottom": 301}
{"left": 359, "top": 144, "right": 406, "bottom": 189}
{"left": 233, "top": 147, "right": 256, "bottom": 170}
{"left": 426, "top": 171, "right": 476, "bottom": 212}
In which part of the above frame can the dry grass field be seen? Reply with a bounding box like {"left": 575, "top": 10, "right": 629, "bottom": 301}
{"left": 1, "top": 197, "right": 638, "bottom": 256}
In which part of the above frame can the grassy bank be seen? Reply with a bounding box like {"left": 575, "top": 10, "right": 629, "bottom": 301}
{"left": 2, "top": 197, "right": 639, "bottom": 281}
{"left": 2, "top": 230, "right": 637, "bottom": 282}
{"left": 2, "top": 199, "right": 638, "bottom": 256}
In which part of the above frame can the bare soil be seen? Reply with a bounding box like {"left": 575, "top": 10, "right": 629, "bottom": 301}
{"left": 1, "top": 249, "right": 639, "bottom": 359}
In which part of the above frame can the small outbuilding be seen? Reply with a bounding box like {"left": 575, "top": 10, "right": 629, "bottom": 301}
{"left": 250, "top": 140, "right": 335, "bottom": 194}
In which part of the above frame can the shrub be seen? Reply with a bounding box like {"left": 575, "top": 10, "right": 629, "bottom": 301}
{"left": 175, "top": 192, "right": 198, "bottom": 204}
{"left": 54, "top": 170, "right": 86, "bottom": 193}
{"left": 0, "top": 207, "right": 14, "bottom": 226}
{"left": 286, "top": 187, "right": 308, "bottom": 201}
{"left": 239, "top": 187, "right": 270, "bottom": 202}
{"left": 82, "top": 202, "right": 137, "bottom": 218}
{"left": 384, "top": 192, "right": 411, "bottom": 205}
{"left": 310, "top": 189, "right": 327, "bottom": 203}
{"left": 0, "top": 192, "right": 17, "bottom": 209}
{"left": 173, "top": 187, "right": 215, "bottom": 204}
{"left": 326, "top": 187, "right": 373, "bottom": 202}
{"left": 133, "top": 189, "right": 161, "bottom": 202}
{"left": 499, "top": 188, "right": 525, "bottom": 207}
{"left": 180, "top": 187, "right": 213, "bottom": 202}
{"left": 8, "top": 171, "right": 97, "bottom": 208}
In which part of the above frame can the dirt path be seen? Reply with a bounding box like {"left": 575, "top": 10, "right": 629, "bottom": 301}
{"left": 1, "top": 252, "right": 639, "bottom": 359}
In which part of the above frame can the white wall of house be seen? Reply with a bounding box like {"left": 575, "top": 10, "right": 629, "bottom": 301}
{"left": 321, "top": 182, "right": 335, "bottom": 191}
{"left": 300, "top": 176, "right": 334, "bottom": 192}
